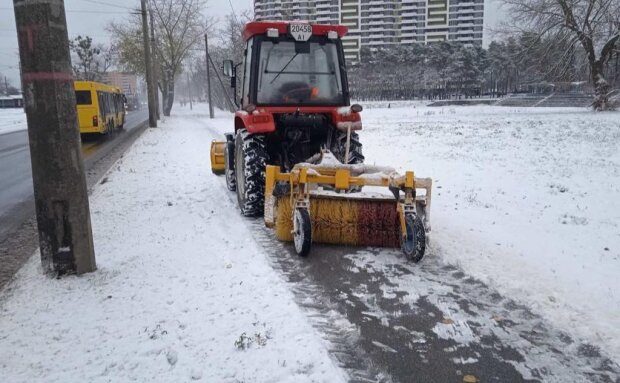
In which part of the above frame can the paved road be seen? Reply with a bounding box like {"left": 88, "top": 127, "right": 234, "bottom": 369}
{"left": 0, "top": 110, "right": 148, "bottom": 239}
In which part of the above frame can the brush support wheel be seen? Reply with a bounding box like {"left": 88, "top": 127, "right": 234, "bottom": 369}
{"left": 402, "top": 213, "right": 426, "bottom": 263}
{"left": 293, "top": 208, "right": 312, "bottom": 257}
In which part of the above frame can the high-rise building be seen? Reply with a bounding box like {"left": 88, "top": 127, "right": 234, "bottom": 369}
{"left": 102, "top": 72, "right": 138, "bottom": 96}
{"left": 253, "top": 0, "right": 484, "bottom": 61}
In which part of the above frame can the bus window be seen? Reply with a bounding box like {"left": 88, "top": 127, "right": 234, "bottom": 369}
{"left": 75, "top": 90, "right": 92, "bottom": 105}
{"left": 98, "top": 92, "right": 108, "bottom": 116}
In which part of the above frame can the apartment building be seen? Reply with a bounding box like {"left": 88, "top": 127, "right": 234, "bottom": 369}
{"left": 102, "top": 72, "right": 138, "bottom": 96}
{"left": 254, "top": 0, "right": 484, "bottom": 61}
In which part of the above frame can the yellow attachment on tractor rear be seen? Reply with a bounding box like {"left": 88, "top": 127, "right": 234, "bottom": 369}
{"left": 210, "top": 140, "right": 226, "bottom": 175}
{"left": 264, "top": 153, "right": 432, "bottom": 261}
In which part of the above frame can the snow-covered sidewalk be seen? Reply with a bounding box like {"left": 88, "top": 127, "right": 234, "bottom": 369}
{"left": 0, "top": 108, "right": 347, "bottom": 382}
{"left": 0, "top": 108, "right": 26, "bottom": 135}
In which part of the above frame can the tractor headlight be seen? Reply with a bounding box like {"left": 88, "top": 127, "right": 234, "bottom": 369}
{"left": 267, "top": 28, "right": 279, "bottom": 38}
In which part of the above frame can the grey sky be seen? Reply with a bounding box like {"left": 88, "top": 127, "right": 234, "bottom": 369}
{"left": 0, "top": 0, "right": 253, "bottom": 87}
{"left": 1, "top": 0, "right": 504, "bottom": 90}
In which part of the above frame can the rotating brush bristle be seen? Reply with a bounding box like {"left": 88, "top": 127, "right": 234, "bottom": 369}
{"left": 274, "top": 195, "right": 401, "bottom": 248}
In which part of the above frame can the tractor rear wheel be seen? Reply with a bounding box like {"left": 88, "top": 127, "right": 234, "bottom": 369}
{"left": 225, "top": 140, "right": 236, "bottom": 191}
{"left": 234, "top": 129, "right": 268, "bottom": 217}
{"left": 329, "top": 128, "right": 364, "bottom": 165}
{"left": 329, "top": 128, "right": 364, "bottom": 192}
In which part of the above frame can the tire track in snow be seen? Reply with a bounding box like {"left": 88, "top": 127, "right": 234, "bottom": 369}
{"left": 219, "top": 182, "right": 620, "bottom": 382}
{"left": 210, "top": 180, "right": 391, "bottom": 382}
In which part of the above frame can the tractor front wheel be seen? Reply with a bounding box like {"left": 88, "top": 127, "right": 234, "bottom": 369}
{"left": 234, "top": 129, "right": 268, "bottom": 217}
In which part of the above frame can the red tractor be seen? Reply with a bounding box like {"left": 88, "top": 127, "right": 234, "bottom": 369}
{"left": 212, "top": 21, "right": 364, "bottom": 216}
{"left": 211, "top": 21, "right": 432, "bottom": 261}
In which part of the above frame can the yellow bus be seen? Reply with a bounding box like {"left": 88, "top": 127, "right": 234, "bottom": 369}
{"left": 74, "top": 80, "right": 126, "bottom": 134}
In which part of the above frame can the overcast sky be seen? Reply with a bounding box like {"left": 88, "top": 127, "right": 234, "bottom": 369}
{"left": 0, "top": 0, "right": 502, "bottom": 89}
{"left": 0, "top": 0, "right": 253, "bottom": 87}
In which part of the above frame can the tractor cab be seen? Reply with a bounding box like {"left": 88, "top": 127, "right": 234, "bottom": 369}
{"left": 215, "top": 21, "right": 365, "bottom": 218}
{"left": 224, "top": 22, "right": 350, "bottom": 109}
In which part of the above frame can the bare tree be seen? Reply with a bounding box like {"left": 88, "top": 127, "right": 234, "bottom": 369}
{"left": 191, "top": 11, "right": 249, "bottom": 110}
{"left": 501, "top": 0, "right": 620, "bottom": 110}
{"left": 108, "top": 0, "right": 207, "bottom": 116}
{"left": 70, "top": 35, "right": 114, "bottom": 81}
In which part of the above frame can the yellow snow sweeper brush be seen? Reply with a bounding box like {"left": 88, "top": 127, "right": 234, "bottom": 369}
{"left": 263, "top": 151, "right": 432, "bottom": 261}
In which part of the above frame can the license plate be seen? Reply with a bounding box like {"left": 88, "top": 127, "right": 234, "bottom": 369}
{"left": 289, "top": 23, "right": 312, "bottom": 41}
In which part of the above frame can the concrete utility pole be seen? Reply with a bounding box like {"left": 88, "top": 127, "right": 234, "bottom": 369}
{"left": 140, "top": 0, "right": 156, "bottom": 127}
{"left": 204, "top": 33, "right": 214, "bottom": 118}
{"left": 13, "top": 0, "right": 96, "bottom": 274}
{"left": 149, "top": 6, "right": 160, "bottom": 120}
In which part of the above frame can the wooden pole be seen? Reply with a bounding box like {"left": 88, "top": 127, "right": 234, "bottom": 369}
{"left": 13, "top": 0, "right": 96, "bottom": 274}
{"left": 205, "top": 33, "right": 214, "bottom": 118}
{"left": 187, "top": 71, "right": 192, "bottom": 110}
{"left": 149, "top": 6, "right": 160, "bottom": 120}
{"left": 140, "top": 0, "right": 156, "bottom": 127}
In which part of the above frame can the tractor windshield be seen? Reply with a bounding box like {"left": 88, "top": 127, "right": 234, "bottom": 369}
{"left": 256, "top": 38, "right": 345, "bottom": 106}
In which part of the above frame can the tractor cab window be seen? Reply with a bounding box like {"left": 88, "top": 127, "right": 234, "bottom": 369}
{"left": 256, "top": 38, "right": 345, "bottom": 105}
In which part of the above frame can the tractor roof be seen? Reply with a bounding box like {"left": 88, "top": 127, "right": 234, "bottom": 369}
{"left": 242, "top": 21, "right": 348, "bottom": 41}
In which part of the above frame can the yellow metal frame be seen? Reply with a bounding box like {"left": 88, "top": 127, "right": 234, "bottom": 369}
{"left": 210, "top": 140, "right": 226, "bottom": 175}
{"left": 264, "top": 163, "right": 432, "bottom": 238}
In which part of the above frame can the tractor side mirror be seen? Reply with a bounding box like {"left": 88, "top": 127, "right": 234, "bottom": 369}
{"left": 223, "top": 60, "right": 234, "bottom": 77}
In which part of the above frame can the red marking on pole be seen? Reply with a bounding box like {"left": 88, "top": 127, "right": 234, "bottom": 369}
{"left": 22, "top": 72, "right": 74, "bottom": 82}
{"left": 18, "top": 25, "right": 43, "bottom": 52}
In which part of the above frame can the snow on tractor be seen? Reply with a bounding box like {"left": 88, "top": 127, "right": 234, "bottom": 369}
{"left": 210, "top": 21, "right": 432, "bottom": 261}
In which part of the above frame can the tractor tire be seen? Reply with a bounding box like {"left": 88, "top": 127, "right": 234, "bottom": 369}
{"left": 224, "top": 140, "right": 236, "bottom": 191}
{"left": 293, "top": 208, "right": 312, "bottom": 257}
{"left": 329, "top": 128, "right": 364, "bottom": 165}
{"left": 234, "top": 129, "right": 268, "bottom": 217}
{"left": 402, "top": 213, "right": 426, "bottom": 263}
{"left": 329, "top": 128, "right": 365, "bottom": 192}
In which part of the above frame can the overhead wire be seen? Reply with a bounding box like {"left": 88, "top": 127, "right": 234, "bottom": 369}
{"left": 0, "top": 7, "right": 129, "bottom": 14}
{"left": 81, "top": 0, "right": 135, "bottom": 10}
{"left": 227, "top": 0, "right": 239, "bottom": 25}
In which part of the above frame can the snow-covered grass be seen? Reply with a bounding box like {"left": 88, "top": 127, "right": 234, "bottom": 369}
{"left": 0, "top": 107, "right": 347, "bottom": 382}
{"left": 0, "top": 108, "right": 26, "bottom": 135}
{"left": 361, "top": 104, "right": 620, "bottom": 359}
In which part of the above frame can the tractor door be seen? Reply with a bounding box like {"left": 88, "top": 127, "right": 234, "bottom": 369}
{"left": 241, "top": 39, "right": 254, "bottom": 109}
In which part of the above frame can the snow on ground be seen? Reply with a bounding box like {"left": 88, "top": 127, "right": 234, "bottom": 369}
{"left": 360, "top": 104, "right": 620, "bottom": 359}
{"left": 0, "top": 108, "right": 26, "bottom": 135}
{"left": 1, "top": 101, "right": 619, "bottom": 380}
{"left": 0, "top": 106, "right": 347, "bottom": 383}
